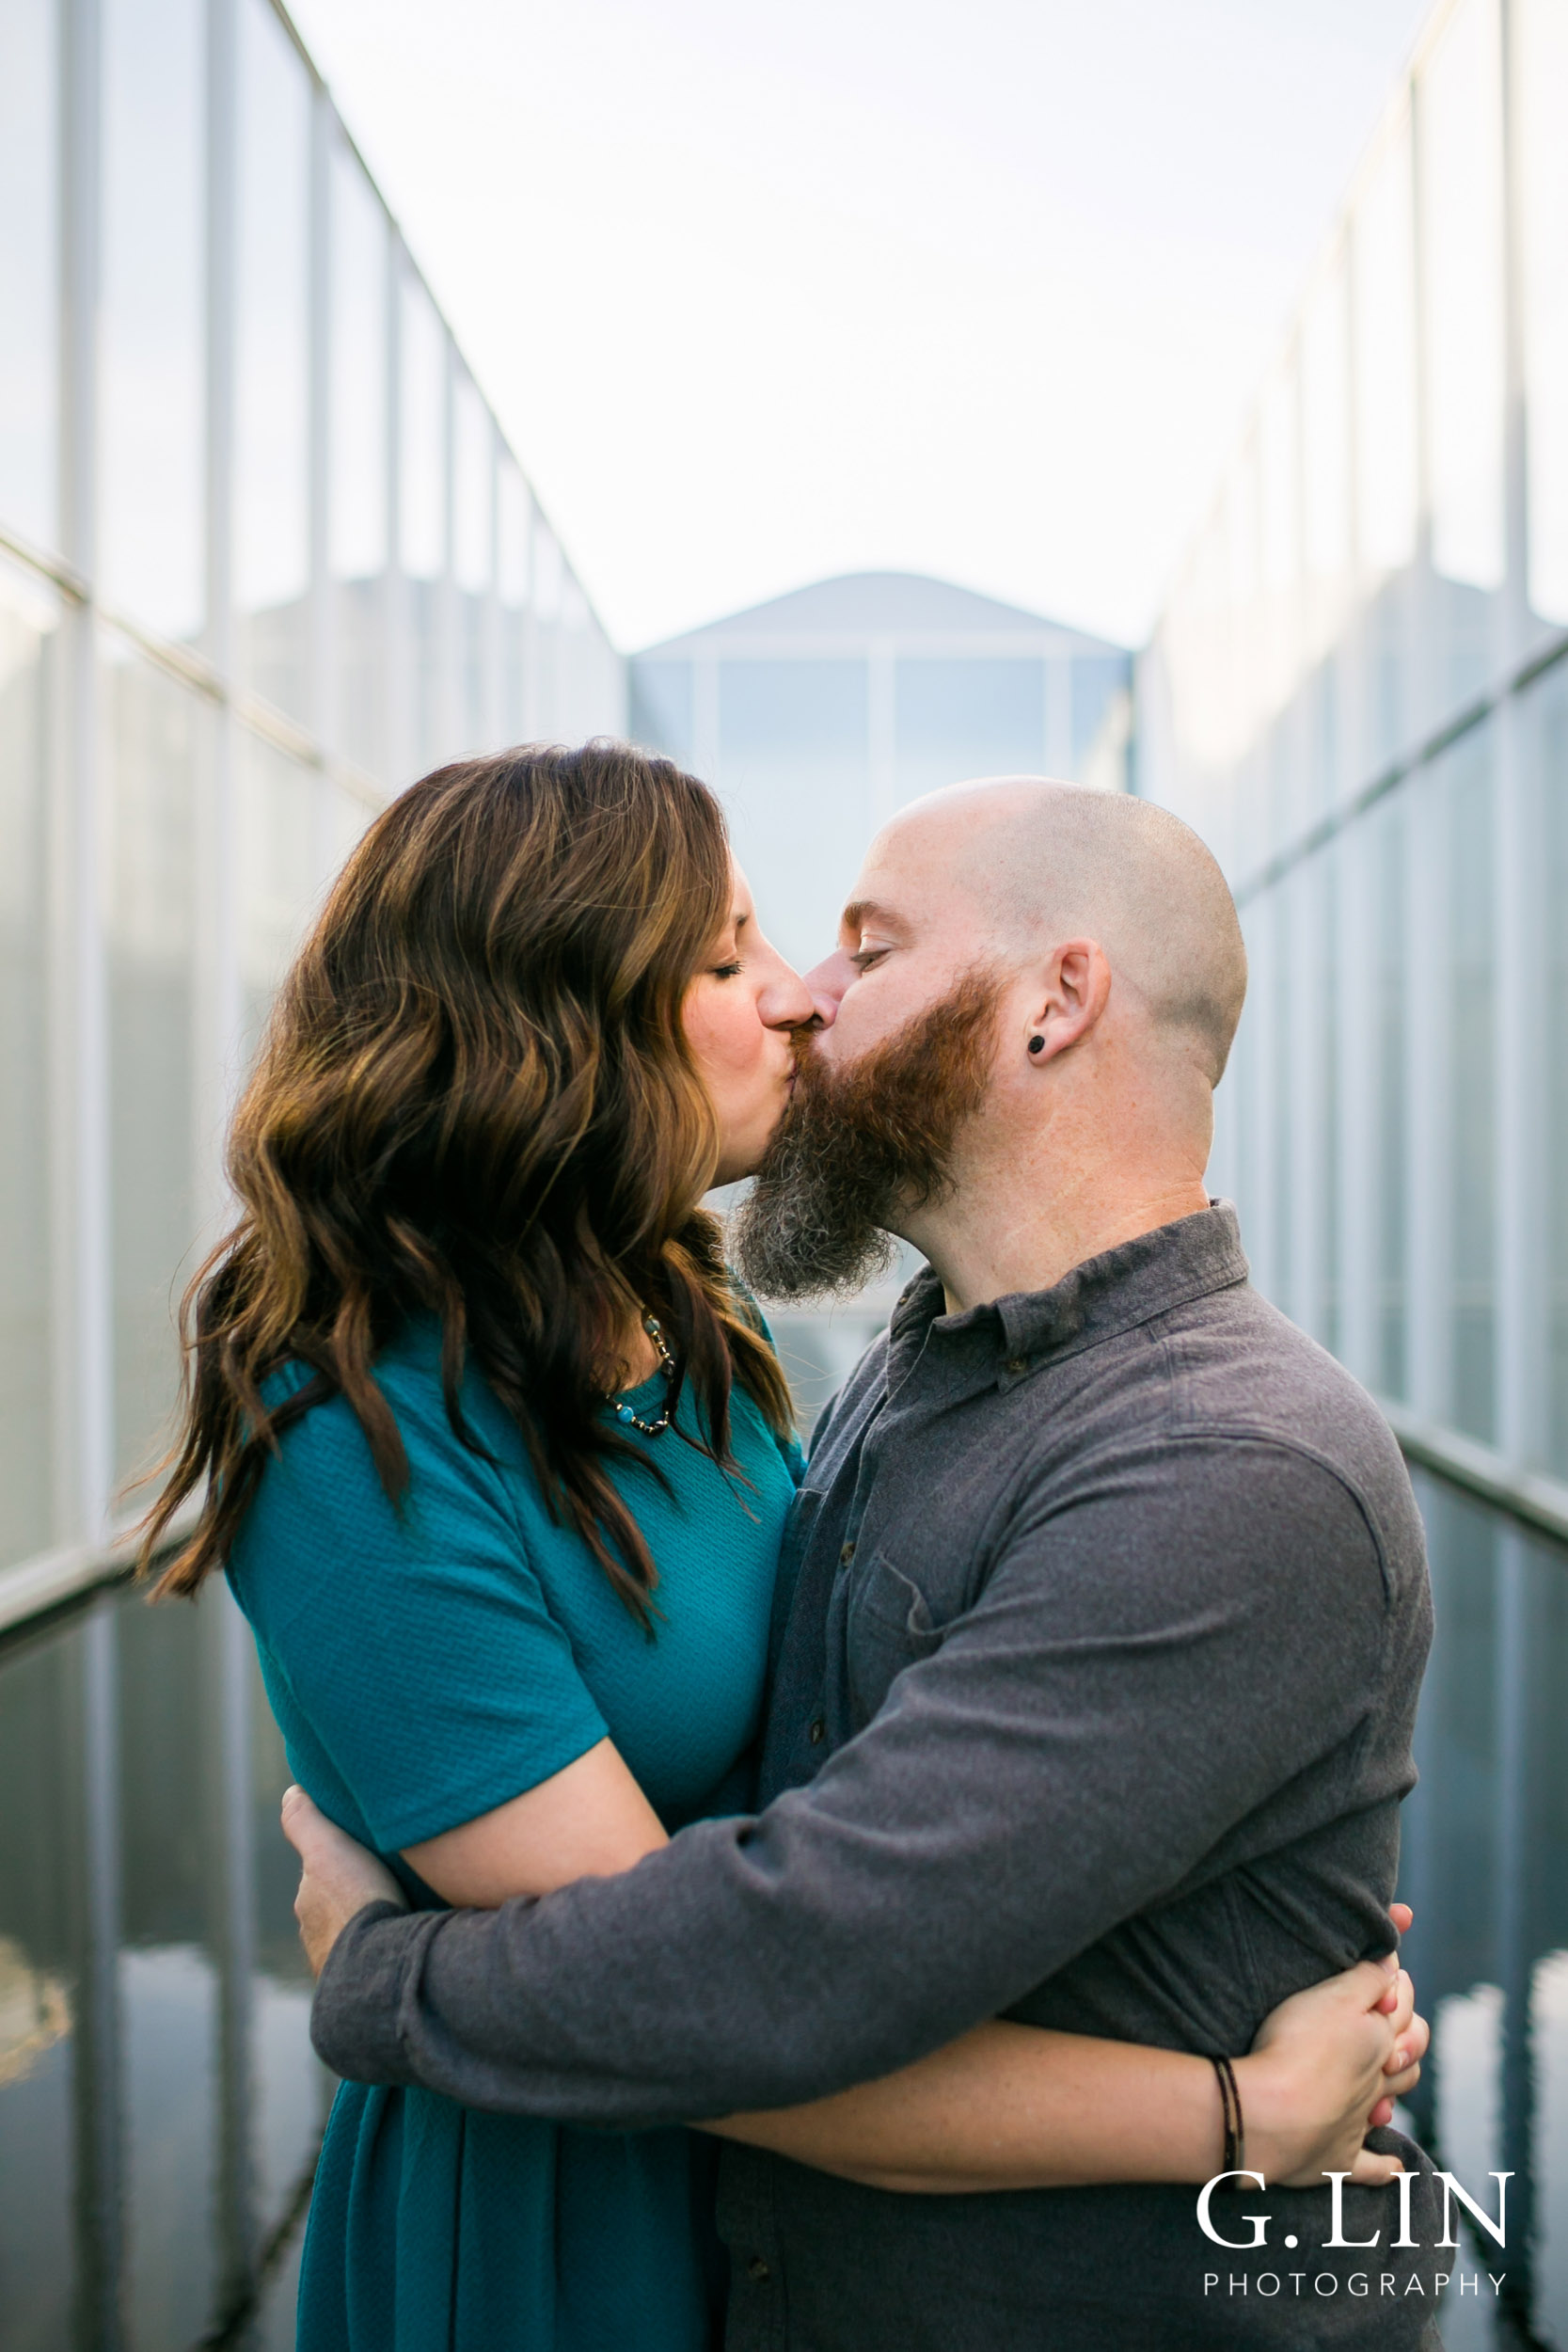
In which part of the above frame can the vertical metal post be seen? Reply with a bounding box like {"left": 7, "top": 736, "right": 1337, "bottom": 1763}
{"left": 1290, "top": 853, "right": 1327, "bottom": 1344}
{"left": 72, "top": 1597, "right": 125, "bottom": 2352}
{"left": 1495, "top": 0, "right": 1546, "bottom": 1477}
{"left": 384, "top": 248, "right": 411, "bottom": 787}
{"left": 306, "top": 85, "right": 332, "bottom": 760}
{"left": 482, "top": 420, "right": 502, "bottom": 751}
{"left": 692, "top": 647, "right": 720, "bottom": 788}
{"left": 518, "top": 488, "right": 540, "bottom": 741}
{"left": 867, "top": 635, "right": 895, "bottom": 827}
{"left": 436, "top": 333, "right": 457, "bottom": 763}
{"left": 1337, "top": 818, "right": 1380, "bottom": 1389}
{"left": 53, "top": 0, "right": 112, "bottom": 1554}
{"left": 1044, "top": 653, "right": 1072, "bottom": 777}
{"left": 193, "top": 0, "right": 243, "bottom": 1241}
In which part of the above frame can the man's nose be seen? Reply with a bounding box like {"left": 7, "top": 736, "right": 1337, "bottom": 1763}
{"left": 800, "top": 952, "right": 847, "bottom": 1027}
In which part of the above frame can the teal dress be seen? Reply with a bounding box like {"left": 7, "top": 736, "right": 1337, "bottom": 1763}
{"left": 227, "top": 1319, "right": 800, "bottom": 2352}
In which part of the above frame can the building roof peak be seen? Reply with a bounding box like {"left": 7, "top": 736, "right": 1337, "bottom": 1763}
{"left": 638, "top": 570, "right": 1125, "bottom": 655}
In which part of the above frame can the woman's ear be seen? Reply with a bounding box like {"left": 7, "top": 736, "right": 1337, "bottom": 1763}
{"left": 1023, "top": 940, "right": 1113, "bottom": 1066}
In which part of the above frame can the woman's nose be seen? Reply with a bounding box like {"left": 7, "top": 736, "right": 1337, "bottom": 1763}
{"left": 760, "top": 955, "right": 822, "bottom": 1031}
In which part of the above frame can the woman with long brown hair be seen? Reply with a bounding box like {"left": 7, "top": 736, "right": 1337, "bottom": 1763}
{"left": 143, "top": 743, "right": 1421, "bottom": 2351}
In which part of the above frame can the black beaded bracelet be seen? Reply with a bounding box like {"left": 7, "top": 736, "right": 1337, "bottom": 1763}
{"left": 1211, "top": 2053, "right": 1245, "bottom": 2176}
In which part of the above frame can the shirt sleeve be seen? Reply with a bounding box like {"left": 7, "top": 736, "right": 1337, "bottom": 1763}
{"left": 309, "top": 1432, "right": 1393, "bottom": 2118}
{"left": 238, "top": 1380, "right": 608, "bottom": 1854}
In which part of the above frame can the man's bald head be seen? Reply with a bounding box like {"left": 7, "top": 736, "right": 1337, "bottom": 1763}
{"left": 882, "top": 777, "right": 1247, "bottom": 1086}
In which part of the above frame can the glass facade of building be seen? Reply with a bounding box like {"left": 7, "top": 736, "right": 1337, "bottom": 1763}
{"left": 0, "top": 0, "right": 621, "bottom": 2336}
{"left": 1138, "top": 1, "right": 1568, "bottom": 2335}
{"left": 630, "top": 569, "right": 1131, "bottom": 977}
{"left": 1136, "top": 0, "right": 1568, "bottom": 1549}
{"left": 631, "top": 569, "right": 1132, "bottom": 1420}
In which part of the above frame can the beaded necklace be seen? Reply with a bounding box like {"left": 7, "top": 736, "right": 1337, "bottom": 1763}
{"left": 606, "top": 1313, "right": 678, "bottom": 1438}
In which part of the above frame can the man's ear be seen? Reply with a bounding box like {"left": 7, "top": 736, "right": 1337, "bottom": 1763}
{"left": 1022, "top": 940, "right": 1113, "bottom": 1067}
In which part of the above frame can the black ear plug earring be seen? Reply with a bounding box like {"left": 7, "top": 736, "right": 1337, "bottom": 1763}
{"left": 1028, "top": 1036, "right": 1045, "bottom": 1055}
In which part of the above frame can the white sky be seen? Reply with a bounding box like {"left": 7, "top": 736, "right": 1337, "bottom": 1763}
{"left": 288, "top": 0, "right": 1433, "bottom": 651}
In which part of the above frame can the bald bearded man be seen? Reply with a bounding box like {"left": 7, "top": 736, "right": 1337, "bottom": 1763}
{"left": 293, "top": 781, "right": 1443, "bottom": 2347}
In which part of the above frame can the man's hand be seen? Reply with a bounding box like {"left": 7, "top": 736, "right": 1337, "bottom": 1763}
{"left": 280, "top": 1786, "right": 406, "bottom": 1978}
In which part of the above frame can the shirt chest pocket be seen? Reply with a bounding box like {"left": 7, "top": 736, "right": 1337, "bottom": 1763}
{"left": 846, "top": 1551, "right": 947, "bottom": 1729}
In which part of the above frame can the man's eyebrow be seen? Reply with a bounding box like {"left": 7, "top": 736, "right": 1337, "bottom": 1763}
{"left": 842, "top": 898, "right": 905, "bottom": 936}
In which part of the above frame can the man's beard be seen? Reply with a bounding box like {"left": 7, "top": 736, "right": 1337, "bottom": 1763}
{"left": 733, "top": 965, "right": 1005, "bottom": 1302}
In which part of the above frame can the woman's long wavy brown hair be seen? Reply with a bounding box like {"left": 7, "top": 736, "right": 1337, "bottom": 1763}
{"left": 140, "top": 740, "right": 794, "bottom": 1624}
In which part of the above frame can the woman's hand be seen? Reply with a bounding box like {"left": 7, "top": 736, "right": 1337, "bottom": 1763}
{"left": 1237, "top": 1916, "right": 1427, "bottom": 2189}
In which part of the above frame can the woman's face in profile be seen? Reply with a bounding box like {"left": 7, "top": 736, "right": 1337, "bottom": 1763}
{"left": 683, "top": 865, "right": 816, "bottom": 1186}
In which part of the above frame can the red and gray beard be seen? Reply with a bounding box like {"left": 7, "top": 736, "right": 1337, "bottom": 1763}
{"left": 732, "top": 965, "right": 1006, "bottom": 1303}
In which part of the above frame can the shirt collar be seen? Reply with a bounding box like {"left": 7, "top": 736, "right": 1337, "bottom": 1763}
{"left": 887, "top": 1200, "right": 1250, "bottom": 1387}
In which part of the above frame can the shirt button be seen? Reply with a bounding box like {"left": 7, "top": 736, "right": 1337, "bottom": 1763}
{"left": 839, "top": 1541, "right": 856, "bottom": 1565}
{"left": 747, "top": 2256, "right": 772, "bottom": 2283}
{"left": 807, "top": 1716, "right": 826, "bottom": 1745}
{"left": 1004, "top": 1357, "right": 1028, "bottom": 1377}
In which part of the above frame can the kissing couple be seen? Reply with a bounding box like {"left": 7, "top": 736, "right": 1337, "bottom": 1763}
{"left": 143, "top": 742, "right": 1446, "bottom": 2347}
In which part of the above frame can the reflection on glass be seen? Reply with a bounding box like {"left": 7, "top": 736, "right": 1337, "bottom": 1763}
{"left": 101, "top": 637, "right": 205, "bottom": 1491}
{"left": 329, "top": 141, "right": 388, "bottom": 777}
{"left": 1375, "top": 796, "right": 1408, "bottom": 1399}
{"left": 234, "top": 0, "right": 311, "bottom": 721}
{"left": 497, "top": 458, "right": 531, "bottom": 742}
{"left": 453, "top": 373, "right": 493, "bottom": 753}
{"left": 894, "top": 659, "right": 1043, "bottom": 803}
{"left": 532, "top": 519, "right": 563, "bottom": 738}
{"left": 399, "top": 278, "right": 448, "bottom": 772}
{"left": 629, "top": 659, "right": 694, "bottom": 766}
{"left": 0, "top": 1579, "right": 331, "bottom": 2350}
{"left": 1259, "top": 362, "right": 1301, "bottom": 746}
{"left": 718, "top": 658, "right": 868, "bottom": 977}
{"left": 1353, "top": 108, "right": 1418, "bottom": 580}
{"left": 399, "top": 278, "right": 446, "bottom": 581}
{"left": 1270, "top": 882, "right": 1294, "bottom": 1322}
{"left": 100, "top": 0, "right": 205, "bottom": 644}
{"left": 0, "top": 559, "right": 55, "bottom": 1569}
{"left": 1301, "top": 254, "right": 1350, "bottom": 598}
{"left": 1400, "top": 1484, "right": 1568, "bottom": 2343}
{"left": 1070, "top": 656, "right": 1130, "bottom": 768}
{"left": 0, "top": 0, "right": 57, "bottom": 552}
{"left": 1448, "top": 729, "right": 1496, "bottom": 1442}
{"left": 1515, "top": 0, "right": 1568, "bottom": 627}
{"left": 1419, "top": 0, "right": 1506, "bottom": 593}
{"left": 1318, "top": 854, "right": 1340, "bottom": 1356}
{"left": 1542, "top": 672, "right": 1568, "bottom": 1480}
{"left": 240, "top": 732, "right": 330, "bottom": 1065}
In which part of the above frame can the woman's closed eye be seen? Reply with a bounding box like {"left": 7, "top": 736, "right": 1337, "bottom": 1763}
{"left": 711, "top": 960, "right": 744, "bottom": 979}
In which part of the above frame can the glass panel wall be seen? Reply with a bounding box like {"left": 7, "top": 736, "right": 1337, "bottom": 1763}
{"left": 1541, "top": 667, "right": 1568, "bottom": 1481}
{"left": 1515, "top": 0, "right": 1568, "bottom": 631}
{"left": 239, "top": 732, "right": 331, "bottom": 1061}
{"left": 233, "top": 0, "right": 311, "bottom": 723}
{"left": 452, "top": 371, "right": 493, "bottom": 755}
{"left": 1418, "top": 0, "right": 1506, "bottom": 710}
{"left": 1445, "top": 724, "right": 1496, "bottom": 1442}
{"left": 100, "top": 637, "right": 205, "bottom": 1492}
{"left": 399, "top": 274, "right": 448, "bottom": 776}
{"left": 894, "top": 658, "right": 1043, "bottom": 801}
{"left": 0, "top": 557, "right": 55, "bottom": 1571}
{"left": 1374, "top": 794, "right": 1409, "bottom": 1401}
{"left": 719, "top": 659, "right": 869, "bottom": 973}
{"left": 0, "top": 0, "right": 622, "bottom": 2328}
{"left": 99, "top": 0, "right": 205, "bottom": 644}
{"left": 497, "top": 458, "right": 531, "bottom": 743}
{"left": 327, "top": 139, "right": 388, "bottom": 777}
{"left": 0, "top": 0, "right": 58, "bottom": 554}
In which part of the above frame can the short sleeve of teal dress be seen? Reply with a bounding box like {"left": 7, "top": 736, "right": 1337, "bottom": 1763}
{"left": 227, "top": 1321, "right": 800, "bottom": 2352}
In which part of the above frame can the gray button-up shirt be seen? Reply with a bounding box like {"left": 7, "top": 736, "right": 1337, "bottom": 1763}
{"left": 314, "top": 1206, "right": 1444, "bottom": 2346}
